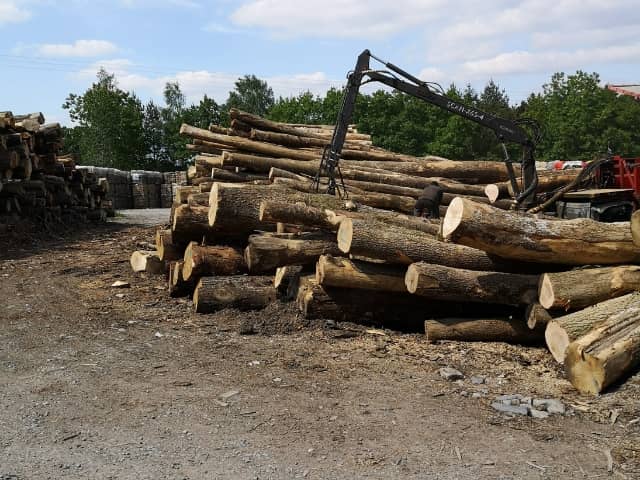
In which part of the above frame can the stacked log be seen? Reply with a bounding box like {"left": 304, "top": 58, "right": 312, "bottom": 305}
{"left": 136, "top": 109, "right": 640, "bottom": 395}
{"left": 0, "top": 111, "right": 108, "bottom": 223}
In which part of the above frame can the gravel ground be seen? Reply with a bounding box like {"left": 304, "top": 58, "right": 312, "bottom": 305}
{"left": 110, "top": 209, "right": 172, "bottom": 227}
{"left": 1, "top": 222, "right": 639, "bottom": 479}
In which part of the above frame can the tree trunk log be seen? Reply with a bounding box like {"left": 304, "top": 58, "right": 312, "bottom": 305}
{"left": 526, "top": 303, "right": 554, "bottom": 330}
{"left": 182, "top": 242, "right": 246, "bottom": 281}
{"left": 443, "top": 197, "right": 640, "bottom": 265}
{"left": 208, "top": 183, "right": 345, "bottom": 237}
{"left": 485, "top": 171, "right": 581, "bottom": 201}
{"left": 169, "top": 260, "right": 194, "bottom": 297}
{"left": 156, "top": 229, "right": 182, "bottom": 262}
{"left": 259, "top": 200, "right": 340, "bottom": 231}
{"left": 271, "top": 177, "right": 417, "bottom": 214}
{"left": 222, "top": 151, "right": 487, "bottom": 196}
{"left": 425, "top": 318, "right": 542, "bottom": 344}
{"left": 316, "top": 254, "right": 407, "bottom": 292}
{"left": 230, "top": 108, "right": 370, "bottom": 142}
{"left": 405, "top": 262, "right": 538, "bottom": 305}
{"left": 539, "top": 265, "right": 640, "bottom": 310}
{"left": 565, "top": 301, "right": 640, "bottom": 395}
{"left": 342, "top": 159, "right": 520, "bottom": 183}
{"left": 274, "top": 265, "right": 305, "bottom": 299}
{"left": 339, "top": 217, "right": 523, "bottom": 271}
{"left": 211, "top": 167, "right": 268, "bottom": 183}
{"left": 244, "top": 232, "right": 340, "bottom": 273}
{"left": 130, "top": 250, "right": 165, "bottom": 274}
{"left": 175, "top": 186, "right": 200, "bottom": 203}
{"left": 193, "top": 276, "right": 276, "bottom": 313}
{"left": 172, "top": 204, "right": 217, "bottom": 244}
{"left": 544, "top": 293, "right": 640, "bottom": 363}
{"left": 181, "top": 123, "right": 319, "bottom": 161}
{"left": 631, "top": 210, "right": 640, "bottom": 247}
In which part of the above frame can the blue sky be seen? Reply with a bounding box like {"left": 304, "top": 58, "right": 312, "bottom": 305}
{"left": 1, "top": 0, "right": 638, "bottom": 126}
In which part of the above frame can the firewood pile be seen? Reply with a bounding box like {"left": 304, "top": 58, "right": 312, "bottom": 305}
{"left": 0, "top": 111, "right": 109, "bottom": 223}
{"left": 131, "top": 109, "right": 640, "bottom": 396}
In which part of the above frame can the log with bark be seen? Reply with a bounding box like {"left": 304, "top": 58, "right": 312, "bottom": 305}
{"left": 405, "top": 262, "right": 538, "bottom": 305}
{"left": 544, "top": 293, "right": 640, "bottom": 363}
{"left": 169, "top": 260, "right": 194, "bottom": 297}
{"left": 538, "top": 265, "right": 640, "bottom": 310}
{"left": 316, "top": 254, "right": 407, "bottom": 292}
{"left": 341, "top": 159, "right": 520, "bottom": 183}
{"left": 425, "top": 318, "right": 543, "bottom": 344}
{"left": 172, "top": 204, "right": 217, "bottom": 244}
{"left": 182, "top": 242, "right": 246, "bottom": 281}
{"left": 484, "top": 171, "right": 581, "bottom": 202}
{"left": 564, "top": 301, "right": 640, "bottom": 395}
{"left": 193, "top": 276, "right": 276, "bottom": 313}
{"left": 338, "top": 217, "right": 528, "bottom": 271}
{"left": 443, "top": 197, "right": 640, "bottom": 265}
{"left": 632, "top": 210, "right": 640, "bottom": 247}
{"left": 180, "top": 124, "right": 319, "bottom": 161}
{"left": 208, "top": 182, "right": 345, "bottom": 237}
{"left": 274, "top": 265, "right": 305, "bottom": 299}
{"left": 525, "top": 303, "right": 554, "bottom": 330}
{"left": 130, "top": 250, "right": 165, "bottom": 274}
{"left": 244, "top": 232, "right": 341, "bottom": 273}
{"left": 259, "top": 200, "right": 340, "bottom": 231}
{"left": 222, "top": 151, "right": 488, "bottom": 196}
{"left": 156, "top": 229, "right": 182, "bottom": 262}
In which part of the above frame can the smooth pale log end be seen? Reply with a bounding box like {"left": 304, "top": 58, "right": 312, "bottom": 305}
{"left": 484, "top": 184, "right": 500, "bottom": 203}
{"left": 631, "top": 210, "right": 640, "bottom": 247}
{"left": 244, "top": 245, "right": 257, "bottom": 272}
{"left": 130, "top": 250, "right": 158, "bottom": 273}
{"left": 404, "top": 263, "right": 419, "bottom": 294}
{"left": 545, "top": 320, "right": 570, "bottom": 363}
{"left": 336, "top": 218, "right": 354, "bottom": 253}
{"left": 565, "top": 347, "right": 605, "bottom": 395}
{"left": 315, "top": 255, "right": 328, "bottom": 285}
{"left": 441, "top": 196, "right": 465, "bottom": 239}
{"left": 538, "top": 274, "right": 556, "bottom": 310}
{"left": 208, "top": 185, "right": 220, "bottom": 227}
{"left": 268, "top": 167, "right": 276, "bottom": 182}
{"left": 179, "top": 123, "right": 189, "bottom": 135}
{"left": 274, "top": 267, "right": 287, "bottom": 288}
{"left": 181, "top": 243, "right": 195, "bottom": 281}
{"left": 193, "top": 279, "right": 203, "bottom": 311}
{"left": 221, "top": 150, "right": 232, "bottom": 163}
{"left": 258, "top": 202, "right": 267, "bottom": 222}
{"left": 172, "top": 261, "right": 185, "bottom": 287}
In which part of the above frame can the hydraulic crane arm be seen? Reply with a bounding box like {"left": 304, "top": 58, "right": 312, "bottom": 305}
{"left": 315, "top": 49, "right": 541, "bottom": 206}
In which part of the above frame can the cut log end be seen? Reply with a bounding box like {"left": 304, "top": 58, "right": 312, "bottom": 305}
{"left": 336, "top": 218, "right": 354, "bottom": 253}
{"left": 404, "top": 263, "right": 419, "bottom": 294}
{"left": 538, "top": 274, "right": 556, "bottom": 310}
{"left": 441, "top": 196, "right": 464, "bottom": 239}
{"left": 484, "top": 184, "right": 500, "bottom": 203}
{"left": 565, "top": 350, "right": 604, "bottom": 395}
{"left": 545, "top": 320, "right": 571, "bottom": 363}
{"left": 208, "top": 183, "right": 219, "bottom": 227}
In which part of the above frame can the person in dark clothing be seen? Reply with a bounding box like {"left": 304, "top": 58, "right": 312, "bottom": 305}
{"left": 414, "top": 181, "right": 443, "bottom": 219}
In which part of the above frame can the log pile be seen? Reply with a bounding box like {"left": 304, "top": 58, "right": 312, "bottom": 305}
{"left": 0, "top": 111, "right": 109, "bottom": 223}
{"left": 132, "top": 109, "right": 640, "bottom": 396}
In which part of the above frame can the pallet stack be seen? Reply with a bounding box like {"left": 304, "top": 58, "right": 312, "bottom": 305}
{"left": 131, "top": 109, "right": 640, "bottom": 396}
{"left": 0, "top": 111, "right": 109, "bottom": 223}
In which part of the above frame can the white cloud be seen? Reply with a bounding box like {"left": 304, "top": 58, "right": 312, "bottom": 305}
{"left": 37, "top": 39, "right": 118, "bottom": 57}
{"left": 0, "top": 0, "right": 32, "bottom": 26}
{"left": 231, "top": 0, "right": 448, "bottom": 38}
{"left": 461, "top": 44, "right": 640, "bottom": 77}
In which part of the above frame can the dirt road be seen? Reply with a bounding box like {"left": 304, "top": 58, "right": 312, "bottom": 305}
{"left": 1, "top": 218, "right": 639, "bottom": 479}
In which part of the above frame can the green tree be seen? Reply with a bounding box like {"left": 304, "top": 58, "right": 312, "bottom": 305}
{"left": 184, "top": 94, "right": 222, "bottom": 129}
{"left": 62, "top": 69, "right": 145, "bottom": 169}
{"left": 161, "top": 81, "right": 189, "bottom": 164}
{"left": 225, "top": 74, "right": 275, "bottom": 118}
{"left": 143, "top": 100, "right": 166, "bottom": 170}
{"left": 268, "top": 91, "right": 323, "bottom": 124}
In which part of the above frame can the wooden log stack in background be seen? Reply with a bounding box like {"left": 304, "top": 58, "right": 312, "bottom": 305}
{"left": 0, "top": 111, "right": 109, "bottom": 223}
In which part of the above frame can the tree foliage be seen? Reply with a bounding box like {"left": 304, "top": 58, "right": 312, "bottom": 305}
{"left": 62, "top": 68, "right": 640, "bottom": 171}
